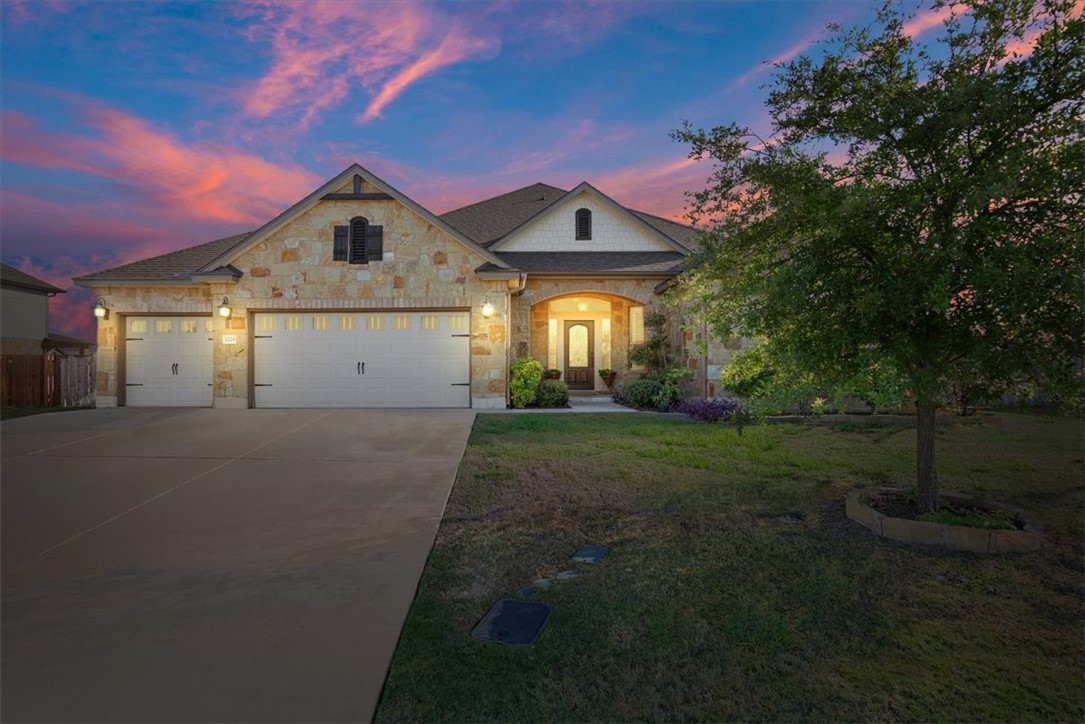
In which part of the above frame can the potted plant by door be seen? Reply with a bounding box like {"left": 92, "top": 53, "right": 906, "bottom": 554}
{"left": 598, "top": 368, "right": 617, "bottom": 389}
{"left": 543, "top": 368, "right": 562, "bottom": 380}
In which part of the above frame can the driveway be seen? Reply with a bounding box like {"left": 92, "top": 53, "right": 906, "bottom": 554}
{"left": 1, "top": 407, "right": 475, "bottom": 723}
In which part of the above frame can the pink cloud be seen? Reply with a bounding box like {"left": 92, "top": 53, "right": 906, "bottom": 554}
{"left": 239, "top": 2, "right": 496, "bottom": 128}
{"left": 1, "top": 106, "right": 320, "bottom": 226}
{"left": 589, "top": 155, "right": 708, "bottom": 222}
{"left": 901, "top": 3, "right": 968, "bottom": 39}
{"left": 731, "top": 37, "right": 817, "bottom": 89}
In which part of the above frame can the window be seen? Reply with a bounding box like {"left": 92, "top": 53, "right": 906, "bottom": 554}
{"left": 155, "top": 320, "right": 173, "bottom": 334}
{"left": 575, "top": 207, "right": 592, "bottom": 240}
{"left": 258, "top": 316, "right": 277, "bottom": 332}
{"left": 393, "top": 315, "right": 411, "bottom": 330}
{"left": 130, "top": 319, "right": 148, "bottom": 334}
{"left": 312, "top": 315, "right": 330, "bottom": 331}
{"left": 341, "top": 217, "right": 385, "bottom": 264}
{"left": 630, "top": 306, "right": 645, "bottom": 345}
{"left": 421, "top": 315, "right": 439, "bottom": 330}
{"left": 285, "top": 315, "right": 302, "bottom": 331}
{"left": 447, "top": 314, "right": 467, "bottom": 331}
{"left": 339, "top": 315, "right": 356, "bottom": 331}
{"left": 367, "top": 315, "right": 384, "bottom": 331}
{"left": 181, "top": 319, "right": 199, "bottom": 334}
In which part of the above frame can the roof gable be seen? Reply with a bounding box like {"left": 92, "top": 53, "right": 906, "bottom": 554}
{"left": 200, "top": 164, "right": 509, "bottom": 271}
{"left": 489, "top": 183, "right": 690, "bottom": 254}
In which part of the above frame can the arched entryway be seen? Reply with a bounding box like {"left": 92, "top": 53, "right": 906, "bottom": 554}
{"left": 529, "top": 293, "right": 646, "bottom": 392}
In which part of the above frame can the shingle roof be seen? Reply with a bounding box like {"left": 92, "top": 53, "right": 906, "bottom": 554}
{"left": 0, "top": 263, "right": 65, "bottom": 294}
{"left": 73, "top": 232, "right": 251, "bottom": 282}
{"left": 439, "top": 183, "right": 700, "bottom": 250}
{"left": 439, "top": 183, "right": 567, "bottom": 247}
{"left": 476, "top": 252, "right": 688, "bottom": 275}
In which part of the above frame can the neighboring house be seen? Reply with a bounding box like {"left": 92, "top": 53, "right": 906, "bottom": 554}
{"left": 74, "top": 164, "right": 743, "bottom": 409}
{"left": 0, "top": 263, "right": 73, "bottom": 354}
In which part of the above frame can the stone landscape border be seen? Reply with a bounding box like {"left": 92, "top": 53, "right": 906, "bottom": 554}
{"left": 846, "top": 487, "right": 1044, "bottom": 553}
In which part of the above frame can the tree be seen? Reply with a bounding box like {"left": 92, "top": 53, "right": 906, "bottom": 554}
{"left": 674, "top": 0, "right": 1084, "bottom": 511}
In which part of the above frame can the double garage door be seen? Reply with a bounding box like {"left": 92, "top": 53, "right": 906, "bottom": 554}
{"left": 124, "top": 311, "right": 471, "bottom": 408}
{"left": 254, "top": 311, "right": 470, "bottom": 408}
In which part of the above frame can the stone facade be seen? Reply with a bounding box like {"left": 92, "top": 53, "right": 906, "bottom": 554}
{"left": 93, "top": 176, "right": 509, "bottom": 408}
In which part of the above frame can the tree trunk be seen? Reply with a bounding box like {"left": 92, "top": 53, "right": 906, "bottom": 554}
{"left": 915, "top": 399, "right": 940, "bottom": 513}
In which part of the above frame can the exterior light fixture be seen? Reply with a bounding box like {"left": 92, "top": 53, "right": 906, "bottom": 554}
{"left": 576, "top": 301, "right": 589, "bottom": 312}
{"left": 481, "top": 298, "right": 495, "bottom": 319}
{"left": 93, "top": 298, "right": 109, "bottom": 319}
{"left": 218, "top": 297, "right": 232, "bottom": 318}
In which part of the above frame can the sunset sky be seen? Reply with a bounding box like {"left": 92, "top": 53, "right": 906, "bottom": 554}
{"left": 1, "top": 0, "right": 961, "bottom": 340}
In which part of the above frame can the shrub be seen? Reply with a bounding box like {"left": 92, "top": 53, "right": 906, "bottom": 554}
{"left": 535, "top": 379, "right": 569, "bottom": 408}
{"left": 510, "top": 358, "right": 543, "bottom": 409}
{"left": 675, "top": 396, "right": 744, "bottom": 423}
{"left": 622, "top": 378, "right": 664, "bottom": 409}
{"left": 660, "top": 367, "right": 693, "bottom": 404}
{"left": 543, "top": 368, "right": 562, "bottom": 380}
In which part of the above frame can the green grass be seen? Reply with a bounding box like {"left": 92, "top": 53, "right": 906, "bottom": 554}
{"left": 376, "top": 413, "right": 1084, "bottom": 722}
{"left": 0, "top": 406, "right": 73, "bottom": 420}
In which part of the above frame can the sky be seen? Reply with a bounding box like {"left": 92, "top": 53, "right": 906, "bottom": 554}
{"left": 0, "top": 0, "right": 972, "bottom": 341}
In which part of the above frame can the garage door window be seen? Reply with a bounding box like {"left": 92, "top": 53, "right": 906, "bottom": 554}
{"left": 448, "top": 315, "right": 467, "bottom": 331}
{"left": 286, "top": 315, "right": 302, "bottom": 331}
{"left": 259, "top": 316, "right": 277, "bottom": 332}
{"left": 181, "top": 320, "right": 199, "bottom": 334}
{"left": 130, "top": 319, "right": 148, "bottom": 334}
{"left": 393, "top": 315, "right": 411, "bottom": 330}
{"left": 421, "top": 315, "right": 439, "bottom": 330}
{"left": 155, "top": 320, "right": 173, "bottom": 334}
{"left": 339, "top": 315, "right": 356, "bottom": 331}
{"left": 367, "top": 316, "right": 384, "bottom": 331}
{"left": 312, "top": 315, "right": 330, "bottom": 331}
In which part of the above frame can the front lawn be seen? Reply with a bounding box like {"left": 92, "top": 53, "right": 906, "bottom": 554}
{"left": 376, "top": 413, "right": 1084, "bottom": 722}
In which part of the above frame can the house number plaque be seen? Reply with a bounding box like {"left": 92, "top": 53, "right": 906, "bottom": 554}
{"left": 222, "top": 334, "right": 238, "bottom": 345}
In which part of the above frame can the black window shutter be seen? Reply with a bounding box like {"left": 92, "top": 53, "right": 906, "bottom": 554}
{"left": 366, "top": 225, "right": 383, "bottom": 262}
{"left": 576, "top": 208, "right": 592, "bottom": 240}
{"left": 333, "top": 225, "right": 349, "bottom": 261}
{"left": 349, "top": 217, "right": 368, "bottom": 264}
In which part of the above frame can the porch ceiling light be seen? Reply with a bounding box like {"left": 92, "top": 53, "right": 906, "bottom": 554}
{"left": 93, "top": 297, "right": 109, "bottom": 319}
{"left": 218, "top": 297, "right": 232, "bottom": 318}
{"left": 481, "top": 297, "right": 495, "bottom": 319}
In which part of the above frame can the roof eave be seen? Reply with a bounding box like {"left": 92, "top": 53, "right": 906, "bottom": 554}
{"left": 73, "top": 278, "right": 206, "bottom": 288}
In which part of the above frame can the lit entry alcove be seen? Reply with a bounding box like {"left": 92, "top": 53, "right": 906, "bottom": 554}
{"left": 530, "top": 294, "right": 645, "bottom": 392}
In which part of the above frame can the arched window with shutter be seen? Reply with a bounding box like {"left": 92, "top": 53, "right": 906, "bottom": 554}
{"left": 575, "top": 208, "right": 592, "bottom": 240}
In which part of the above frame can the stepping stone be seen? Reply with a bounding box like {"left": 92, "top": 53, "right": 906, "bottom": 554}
{"left": 518, "top": 586, "right": 541, "bottom": 598}
{"left": 571, "top": 544, "right": 609, "bottom": 563}
{"left": 533, "top": 578, "right": 553, "bottom": 589}
{"left": 557, "top": 569, "right": 581, "bottom": 580}
{"left": 471, "top": 599, "right": 553, "bottom": 645}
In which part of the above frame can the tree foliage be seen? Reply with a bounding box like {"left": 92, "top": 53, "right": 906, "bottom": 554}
{"left": 675, "top": 0, "right": 1084, "bottom": 510}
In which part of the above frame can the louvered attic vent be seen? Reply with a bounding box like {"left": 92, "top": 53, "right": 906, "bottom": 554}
{"left": 575, "top": 207, "right": 592, "bottom": 240}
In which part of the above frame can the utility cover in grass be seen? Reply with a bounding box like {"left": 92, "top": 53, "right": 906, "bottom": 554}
{"left": 572, "top": 544, "right": 609, "bottom": 563}
{"left": 471, "top": 599, "right": 552, "bottom": 645}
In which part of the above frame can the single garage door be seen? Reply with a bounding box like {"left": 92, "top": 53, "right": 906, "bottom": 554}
{"left": 125, "top": 316, "right": 213, "bottom": 406}
{"left": 253, "top": 311, "right": 471, "bottom": 408}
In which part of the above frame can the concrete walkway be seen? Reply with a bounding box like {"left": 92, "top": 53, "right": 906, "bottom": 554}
{"left": 477, "top": 394, "right": 637, "bottom": 414}
{"left": 1, "top": 407, "right": 474, "bottom": 723}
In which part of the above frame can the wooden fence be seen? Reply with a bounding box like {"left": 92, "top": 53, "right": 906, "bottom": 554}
{"left": 1, "top": 354, "right": 96, "bottom": 408}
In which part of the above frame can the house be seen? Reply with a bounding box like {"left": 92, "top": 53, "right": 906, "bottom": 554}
{"left": 0, "top": 263, "right": 87, "bottom": 354}
{"left": 74, "top": 164, "right": 743, "bottom": 408}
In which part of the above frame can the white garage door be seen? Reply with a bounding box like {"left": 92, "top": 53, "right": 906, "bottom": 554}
{"left": 253, "top": 311, "right": 471, "bottom": 408}
{"left": 125, "top": 317, "right": 213, "bottom": 406}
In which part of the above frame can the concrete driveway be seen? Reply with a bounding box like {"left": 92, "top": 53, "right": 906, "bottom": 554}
{"left": 1, "top": 407, "right": 475, "bottom": 723}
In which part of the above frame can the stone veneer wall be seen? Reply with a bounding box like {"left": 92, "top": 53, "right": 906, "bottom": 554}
{"left": 93, "top": 182, "right": 509, "bottom": 408}
{"left": 510, "top": 278, "right": 665, "bottom": 389}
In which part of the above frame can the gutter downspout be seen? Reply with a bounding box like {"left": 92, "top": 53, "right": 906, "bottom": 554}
{"left": 504, "top": 274, "right": 528, "bottom": 409}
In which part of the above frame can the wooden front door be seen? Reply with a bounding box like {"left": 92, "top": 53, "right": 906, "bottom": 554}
{"left": 564, "top": 320, "right": 594, "bottom": 390}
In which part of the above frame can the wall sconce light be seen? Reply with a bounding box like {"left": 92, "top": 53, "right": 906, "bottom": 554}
{"left": 93, "top": 297, "right": 109, "bottom": 320}
{"left": 481, "top": 297, "right": 495, "bottom": 319}
{"left": 218, "top": 297, "right": 232, "bottom": 318}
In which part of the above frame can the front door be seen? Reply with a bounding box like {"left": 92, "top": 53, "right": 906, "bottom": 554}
{"left": 564, "top": 320, "right": 594, "bottom": 390}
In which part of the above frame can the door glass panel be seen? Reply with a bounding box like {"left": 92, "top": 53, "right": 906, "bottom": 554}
{"left": 259, "top": 316, "right": 277, "bottom": 331}
{"left": 569, "top": 325, "right": 589, "bottom": 367}
{"left": 155, "top": 320, "right": 173, "bottom": 334}
{"left": 181, "top": 319, "right": 198, "bottom": 333}
{"left": 312, "top": 315, "right": 330, "bottom": 331}
{"left": 367, "top": 315, "right": 384, "bottom": 330}
{"left": 204, "top": 319, "right": 214, "bottom": 333}
{"left": 286, "top": 315, "right": 302, "bottom": 331}
{"left": 393, "top": 315, "right": 411, "bottom": 330}
{"left": 130, "top": 319, "right": 148, "bottom": 334}
{"left": 339, "top": 315, "right": 355, "bottom": 331}
{"left": 447, "top": 314, "right": 467, "bottom": 331}
{"left": 421, "top": 315, "right": 438, "bottom": 330}
{"left": 548, "top": 319, "right": 558, "bottom": 368}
